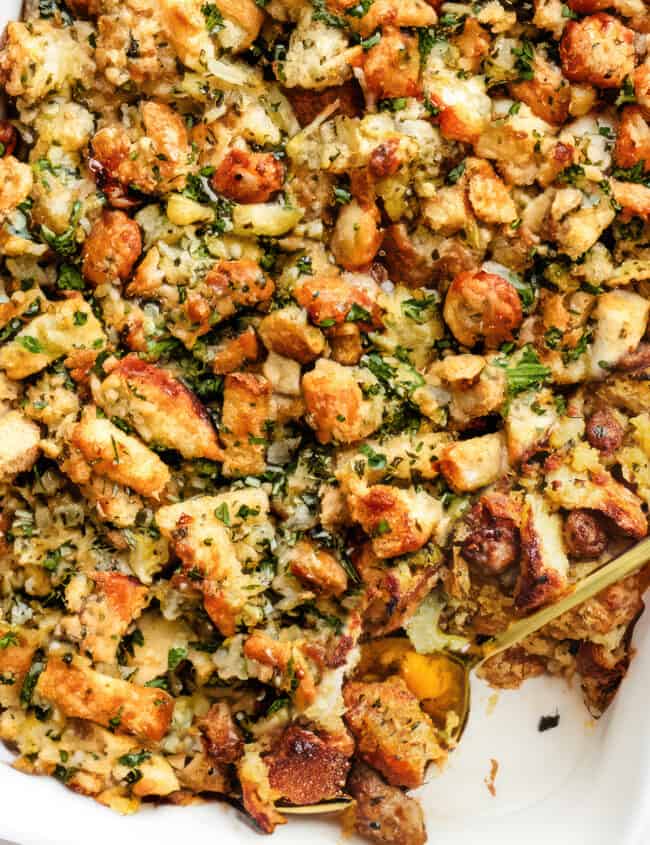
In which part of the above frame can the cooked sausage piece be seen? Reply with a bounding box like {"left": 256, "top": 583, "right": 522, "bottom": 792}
{"left": 563, "top": 509, "right": 608, "bottom": 559}
{"left": 585, "top": 409, "right": 625, "bottom": 453}
{"left": 347, "top": 761, "right": 427, "bottom": 845}
{"left": 462, "top": 515, "right": 520, "bottom": 573}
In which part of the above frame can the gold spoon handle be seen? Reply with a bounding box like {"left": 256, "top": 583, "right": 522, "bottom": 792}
{"left": 478, "top": 535, "right": 650, "bottom": 667}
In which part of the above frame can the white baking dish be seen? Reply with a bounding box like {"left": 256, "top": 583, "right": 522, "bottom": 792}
{"left": 1, "top": 3, "right": 649, "bottom": 843}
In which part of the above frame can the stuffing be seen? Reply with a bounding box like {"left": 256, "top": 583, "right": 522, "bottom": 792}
{"left": 92, "top": 355, "right": 223, "bottom": 461}
{"left": 286, "top": 539, "right": 349, "bottom": 596}
{"left": 545, "top": 451, "right": 647, "bottom": 539}
{"left": 0, "top": 411, "right": 41, "bottom": 480}
{"left": 77, "top": 572, "right": 149, "bottom": 663}
{"left": 423, "top": 49, "right": 492, "bottom": 144}
{"left": 589, "top": 290, "right": 650, "bottom": 378}
{"left": 156, "top": 489, "right": 270, "bottom": 634}
{"left": 294, "top": 273, "right": 381, "bottom": 328}
{"left": 510, "top": 52, "right": 571, "bottom": 125}
{"left": 91, "top": 101, "right": 191, "bottom": 195}
{"left": 258, "top": 306, "right": 325, "bottom": 364}
{"left": 280, "top": 12, "right": 362, "bottom": 90}
{"left": 330, "top": 200, "right": 384, "bottom": 271}
{"left": 615, "top": 106, "right": 650, "bottom": 173}
{"left": 3, "top": 0, "right": 650, "bottom": 835}
{"left": 343, "top": 677, "right": 442, "bottom": 789}
{"left": 302, "top": 359, "right": 383, "bottom": 444}
{"left": 354, "top": 544, "right": 441, "bottom": 636}
{"left": 362, "top": 28, "right": 421, "bottom": 101}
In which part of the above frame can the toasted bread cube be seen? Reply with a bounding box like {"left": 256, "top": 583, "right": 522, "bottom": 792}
{"left": 93, "top": 355, "right": 222, "bottom": 461}
{"left": 345, "top": 480, "right": 442, "bottom": 559}
{"left": 0, "top": 297, "right": 105, "bottom": 381}
{"left": 221, "top": 372, "right": 271, "bottom": 477}
{"left": 343, "top": 677, "right": 441, "bottom": 789}
{"left": 286, "top": 539, "right": 349, "bottom": 596}
{"left": 545, "top": 455, "right": 647, "bottom": 539}
{"left": 0, "top": 411, "right": 41, "bottom": 480}
{"left": 515, "top": 493, "right": 569, "bottom": 611}
{"left": 589, "top": 290, "right": 650, "bottom": 379}
{"left": 80, "top": 572, "right": 149, "bottom": 663}
{"left": 212, "top": 328, "right": 259, "bottom": 375}
{"left": 438, "top": 431, "right": 508, "bottom": 492}
{"left": 36, "top": 656, "right": 174, "bottom": 741}
{"left": 302, "top": 359, "right": 383, "bottom": 445}
{"left": 71, "top": 407, "right": 170, "bottom": 499}
{"left": 560, "top": 14, "right": 635, "bottom": 89}
{"left": 258, "top": 306, "right": 325, "bottom": 364}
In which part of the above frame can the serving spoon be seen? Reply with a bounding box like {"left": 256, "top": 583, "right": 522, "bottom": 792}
{"left": 281, "top": 535, "right": 650, "bottom": 815}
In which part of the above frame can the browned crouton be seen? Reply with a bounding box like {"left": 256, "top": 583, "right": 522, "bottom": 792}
{"left": 212, "top": 149, "right": 285, "bottom": 204}
{"left": 510, "top": 53, "right": 570, "bottom": 125}
{"left": 559, "top": 14, "right": 635, "bottom": 89}
{"left": 287, "top": 539, "right": 349, "bottom": 596}
{"left": 258, "top": 306, "right": 326, "bottom": 364}
{"left": 614, "top": 106, "right": 650, "bottom": 173}
{"left": 0, "top": 627, "right": 39, "bottom": 707}
{"left": 82, "top": 210, "right": 142, "bottom": 287}
{"left": 286, "top": 81, "right": 363, "bottom": 127}
{"left": 302, "top": 359, "right": 382, "bottom": 445}
{"left": 211, "top": 328, "right": 259, "bottom": 375}
{"left": 362, "top": 28, "right": 421, "bottom": 100}
{"left": 80, "top": 572, "right": 149, "bottom": 663}
{"left": 94, "top": 355, "right": 222, "bottom": 461}
{"left": 355, "top": 543, "right": 440, "bottom": 635}
{"left": 294, "top": 274, "right": 381, "bottom": 328}
{"left": 71, "top": 407, "right": 170, "bottom": 499}
{"left": 201, "top": 259, "right": 275, "bottom": 324}
{"left": 345, "top": 481, "right": 440, "bottom": 559}
{"left": 0, "top": 411, "right": 41, "bottom": 480}
{"left": 343, "top": 677, "right": 440, "bottom": 789}
{"left": 443, "top": 270, "right": 522, "bottom": 348}
{"left": 221, "top": 372, "right": 271, "bottom": 477}
{"left": 266, "top": 725, "right": 351, "bottom": 806}
{"left": 37, "top": 656, "right": 174, "bottom": 741}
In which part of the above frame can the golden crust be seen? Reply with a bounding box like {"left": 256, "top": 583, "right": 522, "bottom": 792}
{"left": 343, "top": 677, "right": 440, "bottom": 789}
{"left": 94, "top": 355, "right": 223, "bottom": 461}
{"left": 37, "top": 656, "right": 174, "bottom": 741}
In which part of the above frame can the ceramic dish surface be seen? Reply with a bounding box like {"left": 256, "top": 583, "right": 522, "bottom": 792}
{"left": 1, "top": 2, "right": 650, "bottom": 844}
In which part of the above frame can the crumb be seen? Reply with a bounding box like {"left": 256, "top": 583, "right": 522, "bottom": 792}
{"left": 486, "top": 693, "right": 499, "bottom": 715}
{"left": 484, "top": 758, "right": 499, "bottom": 797}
